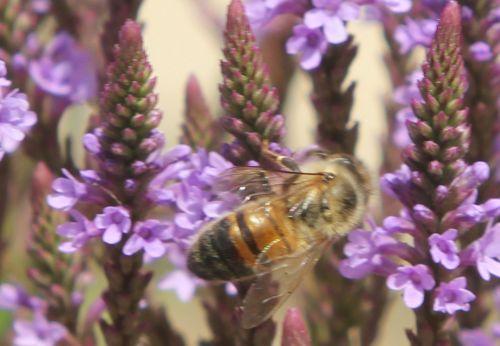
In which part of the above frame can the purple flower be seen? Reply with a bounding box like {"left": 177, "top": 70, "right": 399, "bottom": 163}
{"left": 391, "top": 70, "right": 423, "bottom": 148}
{"left": 339, "top": 226, "right": 399, "bottom": 279}
{"left": 244, "top": 0, "right": 308, "bottom": 28}
{"left": 450, "top": 161, "right": 490, "bottom": 195}
{"left": 304, "top": 0, "right": 359, "bottom": 45}
{"left": 286, "top": 24, "right": 328, "bottom": 70}
{"left": 433, "top": 277, "right": 475, "bottom": 314}
{"left": 94, "top": 206, "right": 132, "bottom": 245}
{"left": 0, "top": 284, "right": 44, "bottom": 311}
{"left": 392, "top": 108, "right": 416, "bottom": 148}
{"left": 29, "top": 32, "right": 97, "bottom": 103}
{"left": 469, "top": 41, "right": 493, "bottom": 62}
{"left": 158, "top": 269, "right": 201, "bottom": 302}
{"left": 443, "top": 203, "right": 485, "bottom": 230}
{"left": 123, "top": 220, "right": 172, "bottom": 258}
{"left": 82, "top": 133, "right": 101, "bottom": 155}
{"left": 380, "top": 0, "right": 411, "bottom": 13}
{"left": 483, "top": 199, "right": 500, "bottom": 218}
{"left": 394, "top": 18, "right": 437, "bottom": 54}
{"left": 393, "top": 69, "right": 422, "bottom": 107}
{"left": 459, "top": 329, "right": 497, "bottom": 346}
{"left": 0, "top": 61, "right": 37, "bottom": 161}
{"left": 386, "top": 264, "right": 435, "bottom": 308}
{"left": 382, "top": 215, "right": 416, "bottom": 235}
{"left": 13, "top": 314, "right": 67, "bottom": 346}
{"left": 421, "top": 0, "right": 447, "bottom": 13}
{"left": 30, "top": 0, "right": 51, "bottom": 13}
{"left": 46, "top": 169, "right": 87, "bottom": 211}
{"left": 56, "top": 210, "right": 99, "bottom": 253}
{"left": 428, "top": 229, "right": 460, "bottom": 269}
{"left": 463, "top": 222, "right": 500, "bottom": 281}
{"left": 152, "top": 148, "right": 234, "bottom": 244}
{"left": 380, "top": 164, "right": 418, "bottom": 206}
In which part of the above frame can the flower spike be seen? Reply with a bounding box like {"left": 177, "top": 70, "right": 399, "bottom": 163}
{"left": 220, "top": 0, "right": 284, "bottom": 165}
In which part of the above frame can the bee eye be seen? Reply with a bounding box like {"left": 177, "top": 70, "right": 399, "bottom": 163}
{"left": 336, "top": 157, "right": 354, "bottom": 167}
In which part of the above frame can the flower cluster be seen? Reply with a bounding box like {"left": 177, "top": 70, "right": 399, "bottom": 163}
{"left": 458, "top": 286, "right": 500, "bottom": 346}
{"left": 245, "top": 0, "right": 412, "bottom": 69}
{"left": 220, "top": 0, "right": 287, "bottom": 166}
{"left": 391, "top": 69, "right": 422, "bottom": 148}
{"left": 339, "top": 3, "right": 499, "bottom": 340}
{"left": 393, "top": 1, "right": 497, "bottom": 62}
{"left": 26, "top": 32, "right": 97, "bottom": 104}
{"left": 0, "top": 284, "right": 68, "bottom": 346}
{"left": 44, "top": 20, "right": 171, "bottom": 344}
{"left": 149, "top": 145, "right": 236, "bottom": 301}
{"left": 11, "top": 31, "right": 97, "bottom": 114}
{"left": 340, "top": 3, "right": 500, "bottom": 332}
{"left": 45, "top": 20, "right": 167, "bottom": 255}
{"left": 0, "top": 60, "right": 36, "bottom": 161}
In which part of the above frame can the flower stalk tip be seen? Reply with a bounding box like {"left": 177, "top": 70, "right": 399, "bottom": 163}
{"left": 181, "top": 74, "right": 220, "bottom": 149}
{"left": 282, "top": 308, "right": 311, "bottom": 346}
{"left": 220, "top": 0, "right": 283, "bottom": 166}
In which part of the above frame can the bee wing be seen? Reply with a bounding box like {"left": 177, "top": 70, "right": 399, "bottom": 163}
{"left": 240, "top": 236, "right": 330, "bottom": 329}
{"left": 214, "top": 166, "right": 325, "bottom": 202}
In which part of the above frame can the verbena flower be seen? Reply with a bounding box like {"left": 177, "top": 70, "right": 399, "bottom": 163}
{"left": 458, "top": 286, "right": 500, "bottom": 345}
{"left": 244, "top": 0, "right": 308, "bottom": 28}
{"left": 340, "top": 3, "right": 500, "bottom": 342}
{"left": 461, "top": 222, "right": 500, "bottom": 281}
{"left": 220, "top": 0, "right": 285, "bottom": 164}
{"left": 46, "top": 20, "right": 171, "bottom": 344}
{"left": 428, "top": 229, "right": 460, "bottom": 270}
{"left": 150, "top": 146, "right": 235, "bottom": 300}
{"left": 286, "top": 25, "right": 328, "bottom": 70}
{"left": 0, "top": 284, "right": 45, "bottom": 311}
{"left": 459, "top": 329, "right": 499, "bottom": 346}
{"left": 469, "top": 41, "right": 493, "bottom": 62}
{"left": 94, "top": 206, "right": 132, "bottom": 245}
{"left": 0, "top": 60, "right": 36, "bottom": 161}
{"left": 157, "top": 269, "right": 200, "bottom": 303}
{"left": 28, "top": 32, "right": 96, "bottom": 104}
{"left": 46, "top": 169, "right": 87, "bottom": 211}
{"left": 31, "top": 0, "right": 51, "bottom": 14}
{"left": 13, "top": 314, "right": 67, "bottom": 346}
{"left": 304, "top": 0, "right": 360, "bottom": 45}
{"left": 386, "top": 264, "right": 435, "bottom": 308}
{"left": 56, "top": 210, "right": 98, "bottom": 253}
{"left": 246, "top": 0, "right": 412, "bottom": 70}
{"left": 394, "top": 18, "right": 437, "bottom": 54}
{"left": 392, "top": 70, "right": 422, "bottom": 148}
{"left": 433, "top": 277, "right": 475, "bottom": 314}
{"left": 0, "top": 284, "right": 69, "bottom": 346}
{"left": 123, "top": 220, "right": 172, "bottom": 258}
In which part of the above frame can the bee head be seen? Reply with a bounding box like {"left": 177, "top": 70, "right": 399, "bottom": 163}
{"left": 326, "top": 154, "right": 371, "bottom": 201}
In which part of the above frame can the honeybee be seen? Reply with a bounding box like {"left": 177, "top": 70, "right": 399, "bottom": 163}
{"left": 187, "top": 154, "right": 371, "bottom": 328}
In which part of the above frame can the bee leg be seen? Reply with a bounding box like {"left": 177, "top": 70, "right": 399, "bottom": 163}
{"left": 260, "top": 141, "right": 300, "bottom": 172}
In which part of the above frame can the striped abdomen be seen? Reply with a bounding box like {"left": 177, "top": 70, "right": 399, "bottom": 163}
{"left": 187, "top": 200, "right": 303, "bottom": 281}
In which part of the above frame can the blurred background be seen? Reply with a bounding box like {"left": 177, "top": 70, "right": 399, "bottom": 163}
{"left": 136, "top": 0, "right": 414, "bottom": 344}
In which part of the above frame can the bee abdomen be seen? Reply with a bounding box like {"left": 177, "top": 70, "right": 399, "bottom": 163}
{"left": 188, "top": 218, "right": 253, "bottom": 281}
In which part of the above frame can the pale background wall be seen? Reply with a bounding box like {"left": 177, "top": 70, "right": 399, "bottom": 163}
{"left": 139, "top": 0, "right": 413, "bottom": 344}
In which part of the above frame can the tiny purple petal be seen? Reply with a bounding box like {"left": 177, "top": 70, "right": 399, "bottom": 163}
{"left": 433, "top": 277, "right": 476, "bottom": 314}
{"left": 469, "top": 41, "right": 493, "bottom": 62}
